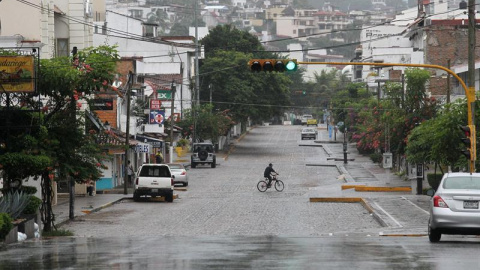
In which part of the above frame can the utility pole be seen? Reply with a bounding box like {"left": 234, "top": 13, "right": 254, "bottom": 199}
{"left": 124, "top": 71, "right": 134, "bottom": 195}
{"left": 193, "top": 0, "right": 200, "bottom": 143}
{"left": 170, "top": 80, "right": 176, "bottom": 163}
{"left": 209, "top": 84, "right": 212, "bottom": 105}
{"left": 343, "top": 127, "right": 348, "bottom": 164}
{"left": 180, "top": 62, "right": 183, "bottom": 119}
{"left": 69, "top": 47, "right": 78, "bottom": 220}
{"left": 447, "top": 60, "right": 451, "bottom": 104}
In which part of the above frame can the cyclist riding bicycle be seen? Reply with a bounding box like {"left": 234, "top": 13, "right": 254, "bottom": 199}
{"left": 263, "top": 163, "right": 278, "bottom": 188}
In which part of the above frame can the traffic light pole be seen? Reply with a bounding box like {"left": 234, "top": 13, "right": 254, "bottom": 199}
{"left": 467, "top": 0, "right": 476, "bottom": 172}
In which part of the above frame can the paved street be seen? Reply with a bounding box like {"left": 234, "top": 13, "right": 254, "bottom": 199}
{"left": 3, "top": 124, "right": 480, "bottom": 270}
{"left": 60, "top": 125, "right": 390, "bottom": 237}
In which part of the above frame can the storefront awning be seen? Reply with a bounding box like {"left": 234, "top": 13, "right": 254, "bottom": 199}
{"left": 135, "top": 134, "right": 164, "bottom": 148}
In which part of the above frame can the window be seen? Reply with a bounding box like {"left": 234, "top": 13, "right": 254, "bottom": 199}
{"left": 140, "top": 166, "right": 171, "bottom": 177}
{"left": 56, "top": 39, "right": 69, "bottom": 57}
{"left": 444, "top": 177, "right": 480, "bottom": 189}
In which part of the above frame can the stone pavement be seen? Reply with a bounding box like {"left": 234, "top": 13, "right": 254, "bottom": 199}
{"left": 52, "top": 124, "right": 432, "bottom": 236}
{"left": 53, "top": 193, "right": 129, "bottom": 227}
{"left": 307, "top": 123, "right": 431, "bottom": 236}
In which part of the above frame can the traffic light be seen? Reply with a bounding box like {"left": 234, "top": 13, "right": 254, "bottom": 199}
{"left": 249, "top": 59, "right": 298, "bottom": 72}
{"left": 459, "top": 125, "right": 476, "bottom": 161}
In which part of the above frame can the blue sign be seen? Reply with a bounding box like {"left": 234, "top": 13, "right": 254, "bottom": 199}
{"left": 149, "top": 110, "right": 165, "bottom": 124}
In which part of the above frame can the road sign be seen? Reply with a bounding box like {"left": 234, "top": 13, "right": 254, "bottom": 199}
{"left": 149, "top": 110, "right": 165, "bottom": 124}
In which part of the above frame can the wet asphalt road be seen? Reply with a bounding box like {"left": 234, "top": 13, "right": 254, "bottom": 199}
{"left": 2, "top": 125, "right": 480, "bottom": 269}
{"left": 2, "top": 235, "right": 480, "bottom": 269}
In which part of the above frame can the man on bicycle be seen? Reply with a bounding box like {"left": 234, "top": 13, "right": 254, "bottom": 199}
{"left": 264, "top": 163, "right": 277, "bottom": 187}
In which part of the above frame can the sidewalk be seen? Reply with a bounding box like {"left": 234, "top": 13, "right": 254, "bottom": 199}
{"left": 308, "top": 123, "right": 431, "bottom": 236}
{"left": 53, "top": 193, "right": 129, "bottom": 226}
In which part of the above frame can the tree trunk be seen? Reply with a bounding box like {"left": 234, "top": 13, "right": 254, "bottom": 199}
{"left": 40, "top": 171, "right": 55, "bottom": 232}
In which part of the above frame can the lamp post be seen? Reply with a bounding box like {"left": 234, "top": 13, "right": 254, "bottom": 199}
{"left": 170, "top": 81, "right": 176, "bottom": 163}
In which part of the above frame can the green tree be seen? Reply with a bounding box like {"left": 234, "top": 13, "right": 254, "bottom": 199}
{"left": 177, "top": 104, "right": 234, "bottom": 143}
{"left": 199, "top": 50, "right": 291, "bottom": 123}
{"left": 199, "top": 24, "right": 292, "bottom": 125}
{"left": 0, "top": 45, "right": 119, "bottom": 231}
{"left": 169, "top": 23, "right": 188, "bottom": 36}
{"left": 201, "top": 24, "right": 264, "bottom": 57}
{"left": 406, "top": 100, "right": 476, "bottom": 172}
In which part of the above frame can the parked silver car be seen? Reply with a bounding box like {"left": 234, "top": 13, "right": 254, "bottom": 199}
{"left": 428, "top": 172, "right": 480, "bottom": 242}
{"left": 167, "top": 163, "right": 188, "bottom": 187}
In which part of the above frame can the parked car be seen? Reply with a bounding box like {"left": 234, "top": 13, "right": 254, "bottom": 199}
{"left": 191, "top": 142, "right": 216, "bottom": 168}
{"left": 428, "top": 172, "right": 480, "bottom": 242}
{"left": 301, "top": 114, "right": 313, "bottom": 125}
{"left": 301, "top": 127, "right": 317, "bottom": 140}
{"left": 167, "top": 163, "right": 188, "bottom": 187}
{"left": 134, "top": 164, "right": 174, "bottom": 202}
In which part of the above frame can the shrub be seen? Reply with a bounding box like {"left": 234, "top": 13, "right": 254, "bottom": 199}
{"left": 0, "top": 213, "right": 13, "bottom": 240}
{"left": 22, "top": 196, "right": 42, "bottom": 215}
{"left": 0, "top": 191, "right": 31, "bottom": 219}
{"left": 20, "top": 186, "right": 37, "bottom": 195}
{"left": 370, "top": 152, "right": 383, "bottom": 164}
{"left": 176, "top": 138, "right": 190, "bottom": 147}
{"left": 427, "top": 173, "right": 443, "bottom": 191}
{"left": 1, "top": 186, "right": 37, "bottom": 195}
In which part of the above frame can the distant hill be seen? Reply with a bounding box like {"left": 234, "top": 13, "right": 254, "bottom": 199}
{"left": 307, "top": 0, "right": 409, "bottom": 12}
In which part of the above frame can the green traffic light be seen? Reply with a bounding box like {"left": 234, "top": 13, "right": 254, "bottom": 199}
{"left": 285, "top": 60, "right": 297, "bottom": 71}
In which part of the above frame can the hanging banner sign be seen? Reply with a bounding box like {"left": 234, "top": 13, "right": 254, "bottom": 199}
{"left": 0, "top": 56, "right": 35, "bottom": 93}
{"left": 157, "top": 90, "right": 172, "bottom": 100}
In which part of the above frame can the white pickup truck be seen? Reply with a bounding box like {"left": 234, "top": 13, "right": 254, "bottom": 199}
{"left": 133, "top": 164, "right": 174, "bottom": 202}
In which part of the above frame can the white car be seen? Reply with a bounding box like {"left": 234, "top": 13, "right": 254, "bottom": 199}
{"left": 134, "top": 164, "right": 174, "bottom": 202}
{"left": 301, "top": 128, "right": 317, "bottom": 140}
{"left": 428, "top": 172, "right": 480, "bottom": 242}
{"left": 168, "top": 163, "right": 188, "bottom": 187}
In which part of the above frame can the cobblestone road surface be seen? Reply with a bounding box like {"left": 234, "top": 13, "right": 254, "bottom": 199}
{"left": 62, "top": 125, "right": 385, "bottom": 237}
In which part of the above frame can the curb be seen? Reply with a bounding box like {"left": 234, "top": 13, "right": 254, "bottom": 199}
{"left": 379, "top": 233, "right": 427, "bottom": 237}
{"left": 341, "top": 184, "right": 366, "bottom": 190}
{"left": 354, "top": 186, "right": 412, "bottom": 192}
{"left": 57, "top": 197, "right": 128, "bottom": 227}
{"left": 224, "top": 126, "right": 256, "bottom": 161}
{"left": 310, "top": 197, "right": 388, "bottom": 227}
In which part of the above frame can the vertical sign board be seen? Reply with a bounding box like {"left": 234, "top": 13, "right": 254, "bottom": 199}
{"left": 0, "top": 56, "right": 35, "bottom": 92}
{"left": 149, "top": 110, "right": 165, "bottom": 125}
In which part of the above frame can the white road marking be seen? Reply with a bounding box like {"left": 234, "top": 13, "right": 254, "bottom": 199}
{"left": 401, "top": 196, "right": 430, "bottom": 215}
{"left": 372, "top": 201, "right": 403, "bottom": 227}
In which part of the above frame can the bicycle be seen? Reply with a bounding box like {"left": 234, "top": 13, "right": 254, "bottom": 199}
{"left": 257, "top": 174, "right": 284, "bottom": 192}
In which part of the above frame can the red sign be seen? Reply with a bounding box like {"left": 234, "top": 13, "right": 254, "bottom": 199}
{"left": 150, "top": 99, "right": 162, "bottom": 110}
